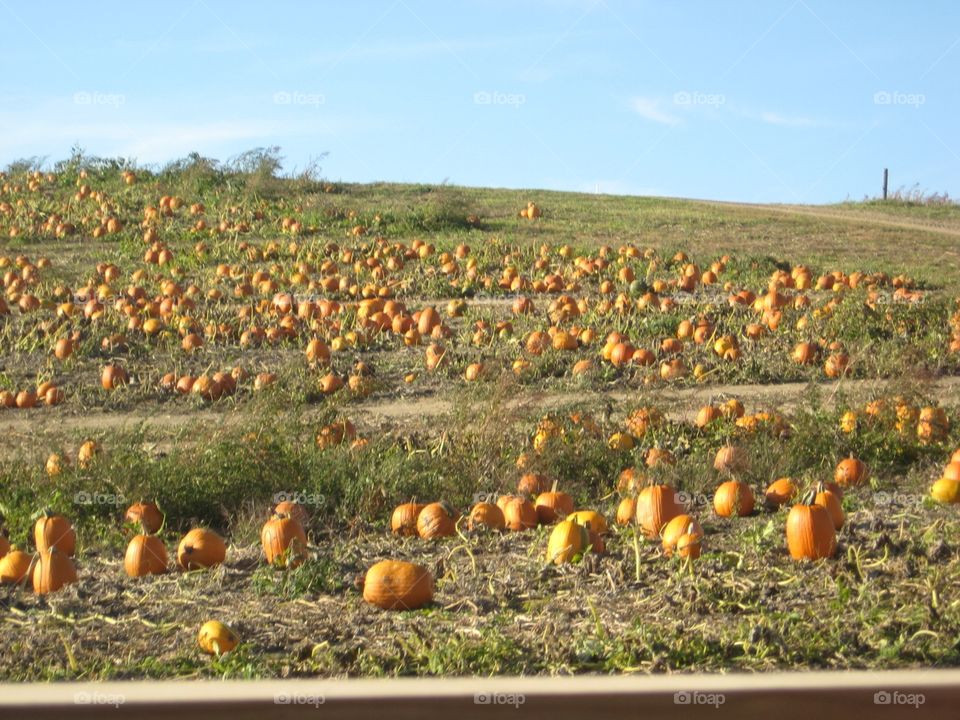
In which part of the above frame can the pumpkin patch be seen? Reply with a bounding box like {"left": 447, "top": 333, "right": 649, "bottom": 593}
{"left": 0, "top": 156, "right": 958, "bottom": 680}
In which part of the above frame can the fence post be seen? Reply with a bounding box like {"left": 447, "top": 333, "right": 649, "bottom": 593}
{"left": 882, "top": 168, "right": 888, "bottom": 200}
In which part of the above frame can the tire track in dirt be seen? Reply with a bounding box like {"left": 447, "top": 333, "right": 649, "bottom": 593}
{"left": 4, "top": 375, "right": 960, "bottom": 443}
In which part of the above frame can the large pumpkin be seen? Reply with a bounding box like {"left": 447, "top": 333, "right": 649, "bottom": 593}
{"left": 124, "top": 534, "right": 169, "bottom": 577}
{"left": 467, "top": 502, "right": 505, "bottom": 531}
{"left": 0, "top": 549, "right": 33, "bottom": 584}
{"left": 546, "top": 519, "right": 589, "bottom": 564}
{"left": 363, "top": 560, "right": 433, "bottom": 610}
{"left": 635, "top": 484, "right": 680, "bottom": 539}
{"left": 765, "top": 477, "right": 797, "bottom": 508}
{"left": 391, "top": 502, "right": 426, "bottom": 536}
{"left": 34, "top": 511, "right": 76, "bottom": 556}
{"left": 416, "top": 502, "right": 459, "bottom": 539}
{"left": 502, "top": 498, "right": 538, "bottom": 531}
{"left": 534, "top": 491, "right": 574, "bottom": 524}
{"left": 261, "top": 513, "right": 308, "bottom": 568}
{"left": 125, "top": 502, "right": 164, "bottom": 534}
{"left": 834, "top": 456, "right": 869, "bottom": 488}
{"left": 713, "top": 480, "right": 755, "bottom": 517}
{"left": 177, "top": 528, "right": 226, "bottom": 569}
{"left": 786, "top": 493, "right": 837, "bottom": 561}
{"left": 33, "top": 547, "right": 78, "bottom": 594}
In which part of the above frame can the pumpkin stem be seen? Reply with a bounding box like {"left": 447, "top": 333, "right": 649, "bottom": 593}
{"left": 801, "top": 489, "right": 818, "bottom": 505}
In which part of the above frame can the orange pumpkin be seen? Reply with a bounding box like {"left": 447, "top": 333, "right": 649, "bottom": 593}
{"left": 34, "top": 511, "right": 76, "bottom": 556}
{"left": 834, "top": 456, "right": 869, "bottom": 488}
{"left": 517, "top": 473, "right": 552, "bottom": 496}
{"left": 124, "top": 534, "right": 169, "bottom": 577}
{"left": 567, "top": 509, "right": 608, "bottom": 535}
{"left": 713, "top": 445, "right": 749, "bottom": 475}
{"left": 391, "top": 502, "right": 426, "bottom": 536}
{"left": 676, "top": 525, "right": 702, "bottom": 559}
{"left": 786, "top": 492, "right": 837, "bottom": 561}
{"left": 363, "top": 560, "right": 433, "bottom": 610}
{"left": 176, "top": 528, "right": 226, "bottom": 569}
{"left": 636, "top": 484, "right": 680, "bottom": 539}
{"left": 661, "top": 514, "right": 703, "bottom": 557}
{"left": 416, "top": 502, "right": 459, "bottom": 539}
{"left": 274, "top": 500, "right": 310, "bottom": 528}
{"left": 32, "top": 547, "right": 77, "bottom": 594}
{"left": 765, "top": 477, "right": 797, "bottom": 507}
{"left": 792, "top": 342, "right": 819, "bottom": 365}
{"left": 713, "top": 480, "right": 755, "bottom": 517}
{"left": 502, "top": 498, "right": 538, "bottom": 531}
{"left": 0, "top": 549, "right": 33, "bottom": 584}
{"left": 261, "top": 513, "right": 308, "bottom": 568}
{"left": 696, "top": 405, "right": 723, "bottom": 428}
{"left": 467, "top": 502, "right": 506, "bottom": 531}
{"left": 101, "top": 363, "right": 129, "bottom": 390}
{"left": 534, "top": 491, "right": 574, "bottom": 524}
{"left": 125, "top": 502, "right": 164, "bottom": 534}
{"left": 814, "top": 481, "right": 844, "bottom": 530}
{"left": 615, "top": 497, "right": 637, "bottom": 526}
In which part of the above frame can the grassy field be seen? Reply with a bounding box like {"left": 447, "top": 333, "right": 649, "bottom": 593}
{"left": 1, "top": 157, "right": 960, "bottom": 680}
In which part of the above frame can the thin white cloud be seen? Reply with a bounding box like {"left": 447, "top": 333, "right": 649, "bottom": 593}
{"left": 630, "top": 97, "right": 681, "bottom": 126}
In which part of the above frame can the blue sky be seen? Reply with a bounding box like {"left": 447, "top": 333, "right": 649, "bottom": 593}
{"left": 0, "top": 0, "right": 957, "bottom": 203}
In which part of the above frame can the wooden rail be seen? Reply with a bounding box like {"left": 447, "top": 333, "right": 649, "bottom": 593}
{"left": 0, "top": 670, "right": 955, "bottom": 719}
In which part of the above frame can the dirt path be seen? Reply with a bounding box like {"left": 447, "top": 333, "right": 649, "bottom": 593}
{"left": 701, "top": 200, "right": 960, "bottom": 238}
{"left": 4, "top": 375, "right": 960, "bottom": 443}
{"left": 357, "top": 374, "right": 960, "bottom": 423}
